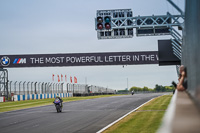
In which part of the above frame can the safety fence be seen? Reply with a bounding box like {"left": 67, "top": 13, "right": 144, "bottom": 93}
{"left": 5, "top": 81, "right": 115, "bottom": 96}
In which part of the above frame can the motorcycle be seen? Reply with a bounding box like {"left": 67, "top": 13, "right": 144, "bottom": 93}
{"left": 53, "top": 98, "right": 62, "bottom": 113}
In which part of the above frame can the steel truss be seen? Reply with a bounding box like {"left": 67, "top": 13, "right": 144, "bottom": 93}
{"left": 0, "top": 68, "right": 8, "bottom": 100}
{"left": 96, "top": 0, "right": 184, "bottom": 62}
{"left": 110, "top": 13, "right": 184, "bottom": 62}
{"left": 111, "top": 13, "right": 184, "bottom": 29}
{"left": 97, "top": 12, "right": 184, "bottom": 39}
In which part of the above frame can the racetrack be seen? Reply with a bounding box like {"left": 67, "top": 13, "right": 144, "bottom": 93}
{"left": 0, "top": 93, "right": 166, "bottom": 133}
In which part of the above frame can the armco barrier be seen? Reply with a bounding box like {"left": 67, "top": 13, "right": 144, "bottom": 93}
{"left": 13, "top": 93, "right": 73, "bottom": 101}
{"left": 0, "top": 97, "right": 5, "bottom": 102}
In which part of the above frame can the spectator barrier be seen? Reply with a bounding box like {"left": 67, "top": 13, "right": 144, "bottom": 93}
{"left": 13, "top": 92, "right": 73, "bottom": 101}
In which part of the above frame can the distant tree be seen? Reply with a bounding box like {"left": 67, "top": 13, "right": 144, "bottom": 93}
{"left": 164, "top": 86, "right": 174, "bottom": 92}
{"left": 154, "top": 84, "right": 174, "bottom": 92}
{"left": 154, "top": 84, "right": 161, "bottom": 91}
{"left": 118, "top": 89, "right": 129, "bottom": 93}
{"left": 129, "top": 84, "right": 173, "bottom": 92}
{"left": 129, "top": 86, "right": 141, "bottom": 91}
{"left": 142, "top": 86, "right": 149, "bottom": 91}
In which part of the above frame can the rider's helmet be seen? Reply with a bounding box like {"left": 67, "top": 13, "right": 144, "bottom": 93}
{"left": 56, "top": 95, "right": 59, "bottom": 98}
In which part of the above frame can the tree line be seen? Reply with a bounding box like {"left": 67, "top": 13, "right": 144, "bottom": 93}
{"left": 130, "top": 84, "right": 175, "bottom": 92}
{"left": 118, "top": 84, "right": 175, "bottom": 92}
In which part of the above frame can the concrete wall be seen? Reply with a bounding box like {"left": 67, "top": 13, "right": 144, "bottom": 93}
{"left": 182, "top": 0, "right": 200, "bottom": 105}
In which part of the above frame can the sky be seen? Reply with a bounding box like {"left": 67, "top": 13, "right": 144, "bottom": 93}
{"left": 0, "top": 0, "right": 185, "bottom": 90}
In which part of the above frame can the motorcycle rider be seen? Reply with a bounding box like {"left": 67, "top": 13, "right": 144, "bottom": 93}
{"left": 53, "top": 95, "right": 63, "bottom": 108}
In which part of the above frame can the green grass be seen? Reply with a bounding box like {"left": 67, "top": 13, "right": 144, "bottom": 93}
{"left": 103, "top": 95, "right": 172, "bottom": 133}
{"left": 0, "top": 95, "right": 119, "bottom": 112}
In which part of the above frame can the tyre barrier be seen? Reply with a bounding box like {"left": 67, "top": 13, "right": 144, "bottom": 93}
{"left": 13, "top": 93, "right": 73, "bottom": 101}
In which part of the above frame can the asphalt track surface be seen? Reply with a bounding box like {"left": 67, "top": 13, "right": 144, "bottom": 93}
{"left": 0, "top": 93, "right": 165, "bottom": 133}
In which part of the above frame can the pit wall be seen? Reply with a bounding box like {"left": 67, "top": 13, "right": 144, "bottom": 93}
{"left": 182, "top": 0, "right": 200, "bottom": 105}
{"left": 13, "top": 93, "right": 73, "bottom": 101}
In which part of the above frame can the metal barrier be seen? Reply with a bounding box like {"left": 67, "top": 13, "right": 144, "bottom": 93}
{"left": 7, "top": 81, "right": 115, "bottom": 96}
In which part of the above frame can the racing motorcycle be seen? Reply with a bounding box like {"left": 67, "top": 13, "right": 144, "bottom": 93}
{"left": 53, "top": 98, "right": 62, "bottom": 113}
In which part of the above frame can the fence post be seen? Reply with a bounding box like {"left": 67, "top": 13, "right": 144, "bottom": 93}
{"left": 27, "top": 82, "right": 30, "bottom": 94}
{"left": 47, "top": 83, "right": 49, "bottom": 94}
{"left": 19, "top": 81, "right": 22, "bottom": 95}
{"left": 31, "top": 82, "right": 34, "bottom": 94}
{"left": 56, "top": 83, "right": 58, "bottom": 93}
{"left": 49, "top": 83, "right": 51, "bottom": 94}
{"left": 34, "top": 82, "right": 37, "bottom": 94}
{"left": 41, "top": 82, "right": 44, "bottom": 94}
{"left": 52, "top": 83, "right": 55, "bottom": 93}
{"left": 38, "top": 82, "right": 41, "bottom": 94}
{"left": 23, "top": 81, "right": 26, "bottom": 95}
{"left": 61, "top": 83, "right": 64, "bottom": 93}
{"left": 14, "top": 81, "right": 17, "bottom": 94}
{"left": 72, "top": 84, "right": 74, "bottom": 93}
{"left": 9, "top": 81, "right": 12, "bottom": 95}
{"left": 44, "top": 83, "right": 47, "bottom": 94}
{"left": 67, "top": 83, "right": 69, "bottom": 93}
{"left": 58, "top": 83, "right": 60, "bottom": 93}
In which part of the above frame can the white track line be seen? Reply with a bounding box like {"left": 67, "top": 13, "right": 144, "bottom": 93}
{"left": 96, "top": 97, "right": 158, "bottom": 133}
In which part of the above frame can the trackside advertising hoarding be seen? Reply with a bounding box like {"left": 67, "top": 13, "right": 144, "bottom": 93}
{"left": 0, "top": 51, "right": 158, "bottom": 68}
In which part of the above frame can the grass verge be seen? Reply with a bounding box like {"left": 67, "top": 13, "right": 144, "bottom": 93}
{"left": 103, "top": 95, "right": 172, "bottom": 133}
{"left": 0, "top": 95, "right": 119, "bottom": 113}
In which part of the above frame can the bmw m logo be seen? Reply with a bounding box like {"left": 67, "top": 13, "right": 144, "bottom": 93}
{"left": 0, "top": 56, "right": 10, "bottom": 66}
{"left": 13, "top": 58, "right": 26, "bottom": 64}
